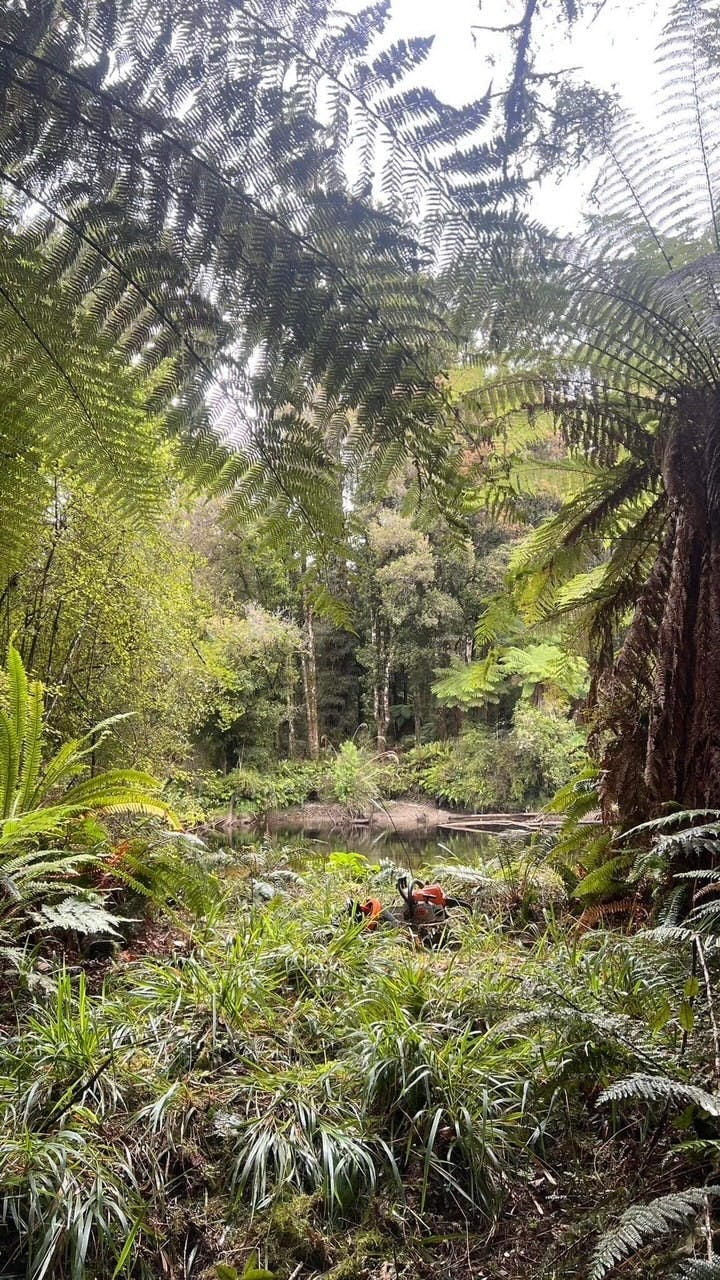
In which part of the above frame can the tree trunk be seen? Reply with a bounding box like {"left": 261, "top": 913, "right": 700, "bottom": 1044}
{"left": 286, "top": 655, "right": 296, "bottom": 759}
{"left": 597, "top": 415, "right": 720, "bottom": 825}
{"left": 302, "top": 596, "right": 320, "bottom": 760}
{"left": 371, "top": 610, "right": 392, "bottom": 750}
{"left": 371, "top": 619, "right": 389, "bottom": 747}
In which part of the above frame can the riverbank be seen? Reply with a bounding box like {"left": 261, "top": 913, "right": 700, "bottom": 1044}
{"left": 200, "top": 796, "right": 566, "bottom": 840}
{"left": 180, "top": 731, "right": 588, "bottom": 836}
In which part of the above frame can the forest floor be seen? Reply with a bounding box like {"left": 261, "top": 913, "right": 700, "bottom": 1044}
{"left": 2, "top": 839, "right": 705, "bottom": 1280}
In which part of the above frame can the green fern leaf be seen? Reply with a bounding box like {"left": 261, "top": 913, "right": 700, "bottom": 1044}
{"left": 590, "top": 1188, "right": 720, "bottom": 1280}
{"left": 32, "top": 895, "right": 125, "bottom": 936}
{"left": 598, "top": 1075, "right": 720, "bottom": 1116}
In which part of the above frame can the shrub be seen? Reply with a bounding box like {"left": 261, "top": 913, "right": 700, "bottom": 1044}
{"left": 325, "top": 742, "right": 394, "bottom": 810}
{"left": 0, "top": 642, "right": 177, "bottom": 943}
{"left": 197, "top": 760, "right": 328, "bottom": 816}
{"left": 403, "top": 710, "right": 587, "bottom": 811}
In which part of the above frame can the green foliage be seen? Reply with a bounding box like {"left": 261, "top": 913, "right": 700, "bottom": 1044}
{"left": 0, "top": 640, "right": 175, "bottom": 828}
{"left": 598, "top": 1074, "right": 720, "bottom": 1117}
{"left": 455, "top": 4, "right": 720, "bottom": 825}
{"left": 325, "top": 851, "right": 380, "bottom": 877}
{"left": 433, "top": 642, "right": 589, "bottom": 710}
{"left": 8, "top": 483, "right": 219, "bottom": 773}
{"left": 403, "top": 713, "right": 586, "bottom": 811}
{"left": 589, "top": 1189, "right": 720, "bottom": 1280}
{"left": 0, "top": 0, "right": 519, "bottom": 565}
{"left": 34, "top": 897, "right": 126, "bottom": 938}
{"left": 200, "top": 606, "right": 304, "bottom": 768}
{"left": 0, "top": 229, "right": 175, "bottom": 587}
{"left": 105, "top": 831, "right": 222, "bottom": 923}
{"left": 0, "top": 642, "right": 176, "bottom": 939}
{"left": 327, "top": 742, "right": 392, "bottom": 810}
{"left": 198, "top": 760, "right": 326, "bottom": 816}
{"left": 4, "top": 824, "right": 720, "bottom": 1277}
{"left": 623, "top": 810, "right": 720, "bottom": 886}
{"left": 192, "top": 711, "right": 588, "bottom": 817}
{"left": 0, "top": 834, "right": 702, "bottom": 1274}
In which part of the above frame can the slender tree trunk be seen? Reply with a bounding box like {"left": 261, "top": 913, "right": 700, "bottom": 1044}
{"left": 371, "top": 613, "right": 381, "bottom": 740}
{"left": 370, "top": 611, "right": 386, "bottom": 750}
{"left": 302, "top": 595, "right": 320, "bottom": 760}
{"left": 379, "top": 650, "right": 391, "bottom": 749}
{"left": 371, "top": 612, "right": 392, "bottom": 750}
{"left": 286, "top": 654, "right": 296, "bottom": 758}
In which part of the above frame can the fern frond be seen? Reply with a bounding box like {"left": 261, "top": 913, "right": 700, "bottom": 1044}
{"left": 590, "top": 1187, "right": 720, "bottom": 1280}
{"left": 598, "top": 1074, "right": 720, "bottom": 1116}
{"left": 674, "top": 1258, "right": 720, "bottom": 1278}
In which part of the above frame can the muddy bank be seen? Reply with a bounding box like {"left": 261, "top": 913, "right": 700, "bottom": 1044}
{"left": 267, "top": 799, "right": 452, "bottom": 833}
{"left": 200, "top": 798, "right": 450, "bottom": 837}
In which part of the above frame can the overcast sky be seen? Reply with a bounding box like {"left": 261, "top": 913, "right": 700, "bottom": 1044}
{"left": 383, "top": 0, "right": 666, "bottom": 231}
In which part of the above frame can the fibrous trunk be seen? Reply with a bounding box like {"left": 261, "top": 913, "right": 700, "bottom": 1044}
{"left": 598, "top": 411, "right": 720, "bottom": 825}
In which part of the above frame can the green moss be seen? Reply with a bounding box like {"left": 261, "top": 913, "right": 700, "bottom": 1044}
{"left": 324, "top": 1227, "right": 386, "bottom": 1279}
{"left": 267, "top": 1196, "right": 332, "bottom": 1271}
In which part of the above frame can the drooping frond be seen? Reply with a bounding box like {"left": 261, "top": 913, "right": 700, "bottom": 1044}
{"left": 0, "top": 226, "right": 177, "bottom": 582}
{"left": 598, "top": 1074, "right": 720, "bottom": 1116}
{"left": 452, "top": 3, "right": 720, "bottom": 825}
{"left": 0, "top": 0, "right": 525, "bottom": 559}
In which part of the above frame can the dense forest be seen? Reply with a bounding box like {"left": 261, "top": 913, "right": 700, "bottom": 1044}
{"left": 4, "top": 0, "right": 720, "bottom": 1277}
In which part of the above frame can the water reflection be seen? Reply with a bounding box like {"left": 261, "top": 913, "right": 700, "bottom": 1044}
{"left": 210, "top": 822, "right": 532, "bottom": 869}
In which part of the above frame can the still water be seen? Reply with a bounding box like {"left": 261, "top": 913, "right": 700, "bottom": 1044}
{"left": 212, "top": 822, "right": 532, "bottom": 870}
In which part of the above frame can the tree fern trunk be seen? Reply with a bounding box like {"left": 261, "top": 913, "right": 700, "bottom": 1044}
{"left": 599, "top": 414, "right": 720, "bottom": 829}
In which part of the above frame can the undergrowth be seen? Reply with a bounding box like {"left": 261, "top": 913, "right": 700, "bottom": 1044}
{"left": 2, "top": 841, "right": 720, "bottom": 1279}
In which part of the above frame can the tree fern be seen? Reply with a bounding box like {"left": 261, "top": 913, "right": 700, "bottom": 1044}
{"left": 590, "top": 1188, "right": 720, "bottom": 1280}
{"left": 0, "top": 0, "right": 528, "bottom": 562}
{"left": 455, "top": 2, "right": 720, "bottom": 826}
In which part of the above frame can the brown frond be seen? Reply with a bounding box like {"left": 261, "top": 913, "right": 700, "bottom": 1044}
{"left": 576, "top": 897, "right": 647, "bottom": 933}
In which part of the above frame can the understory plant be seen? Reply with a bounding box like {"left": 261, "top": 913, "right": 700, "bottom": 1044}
{"left": 0, "top": 642, "right": 177, "bottom": 941}
{"left": 2, "top": 836, "right": 719, "bottom": 1279}
{"left": 403, "top": 714, "right": 587, "bottom": 811}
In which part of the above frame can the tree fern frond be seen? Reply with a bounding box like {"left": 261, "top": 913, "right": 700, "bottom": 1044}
{"left": 674, "top": 1258, "right": 720, "bottom": 1278}
{"left": 590, "top": 1187, "right": 720, "bottom": 1280}
{"left": 598, "top": 1074, "right": 720, "bottom": 1116}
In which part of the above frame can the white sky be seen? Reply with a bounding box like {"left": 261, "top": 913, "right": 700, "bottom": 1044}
{"left": 384, "top": 0, "right": 667, "bottom": 231}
